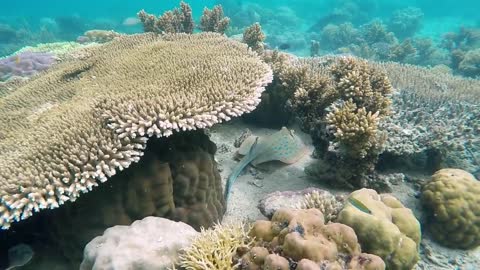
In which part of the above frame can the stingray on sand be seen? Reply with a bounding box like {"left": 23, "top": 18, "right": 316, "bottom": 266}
{"left": 224, "top": 127, "right": 308, "bottom": 201}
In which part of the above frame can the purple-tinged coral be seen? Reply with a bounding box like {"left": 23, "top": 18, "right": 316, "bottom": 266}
{"left": 0, "top": 52, "right": 57, "bottom": 81}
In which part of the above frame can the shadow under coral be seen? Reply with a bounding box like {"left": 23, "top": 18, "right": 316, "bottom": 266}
{"left": 0, "top": 130, "right": 225, "bottom": 269}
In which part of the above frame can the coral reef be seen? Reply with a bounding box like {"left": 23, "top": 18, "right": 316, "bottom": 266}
{"left": 257, "top": 188, "right": 344, "bottom": 220}
{"left": 441, "top": 27, "right": 480, "bottom": 77}
{"left": 242, "top": 23, "right": 266, "bottom": 53}
{"left": 199, "top": 5, "right": 230, "bottom": 34}
{"left": 337, "top": 189, "right": 421, "bottom": 270}
{"left": 242, "top": 50, "right": 299, "bottom": 127}
{"left": 0, "top": 52, "right": 57, "bottom": 81}
{"left": 421, "top": 169, "right": 480, "bottom": 249}
{"left": 241, "top": 208, "right": 386, "bottom": 269}
{"left": 76, "top": 30, "right": 123, "bottom": 44}
{"left": 458, "top": 48, "right": 480, "bottom": 78}
{"left": 291, "top": 56, "right": 392, "bottom": 190}
{"left": 178, "top": 222, "right": 252, "bottom": 270}
{"left": 388, "top": 7, "right": 424, "bottom": 39}
{"left": 0, "top": 33, "right": 272, "bottom": 229}
{"left": 80, "top": 217, "right": 198, "bottom": 270}
{"left": 375, "top": 60, "right": 480, "bottom": 173}
{"left": 298, "top": 189, "right": 345, "bottom": 223}
{"left": 137, "top": 1, "right": 194, "bottom": 34}
{"left": 44, "top": 131, "right": 225, "bottom": 266}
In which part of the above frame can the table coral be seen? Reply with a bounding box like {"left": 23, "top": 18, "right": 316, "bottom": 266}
{"left": 41, "top": 131, "right": 225, "bottom": 266}
{"left": 241, "top": 208, "right": 385, "bottom": 269}
{"left": 337, "top": 189, "right": 421, "bottom": 270}
{"left": 0, "top": 32, "right": 272, "bottom": 230}
{"left": 421, "top": 168, "right": 480, "bottom": 249}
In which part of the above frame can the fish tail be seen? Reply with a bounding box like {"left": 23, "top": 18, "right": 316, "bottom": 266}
{"left": 224, "top": 138, "right": 259, "bottom": 202}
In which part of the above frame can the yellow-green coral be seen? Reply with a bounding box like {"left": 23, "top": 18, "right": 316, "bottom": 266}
{"left": 421, "top": 168, "right": 480, "bottom": 249}
{"left": 326, "top": 99, "right": 381, "bottom": 158}
{"left": 337, "top": 189, "right": 421, "bottom": 270}
{"left": 178, "top": 222, "right": 253, "bottom": 270}
{"left": 330, "top": 56, "right": 392, "bottom": 116}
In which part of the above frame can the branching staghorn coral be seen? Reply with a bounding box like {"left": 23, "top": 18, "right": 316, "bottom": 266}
{"left": 326, "top": 99, "right": 381, "bottom": 159}
{"left": 178, "top": 222, "right": 253, "bottom": 270}
{"left": 297, "top": 189, "right": 344, "bottom": 222}
{"left": 289, "top": 56, "right": 392, "bottom": 190}
{"left": 242, "top": 23, "right": 265, "bottom": 53}
{"left": 199, "top": 5, "right": 230, "bottom": 34}
{"left": 137, "top": 1, "right": 194, "bottom": 34}
{"left": 0, "top": 33, "right": 273, "bottom": 229}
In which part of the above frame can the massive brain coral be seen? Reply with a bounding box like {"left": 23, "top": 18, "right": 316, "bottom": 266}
{"left": 421, "top": 168, "right": 480, "bottom": 249}
{"left": 0, "top": 32, "right": 273, "bottom": 229}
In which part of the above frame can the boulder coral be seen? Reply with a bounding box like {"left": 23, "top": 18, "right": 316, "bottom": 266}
{"left": 421, "top": 168, "right": 480, "bottom": 249}
{"left": 0, "top": 32, "right": 272, "bottom": 230}
{"left": 337, "top": 189, "right": 421, "bottom": 270}
{"left": 241, "top": 208, "right": 386, "bottom": 269}
{"left": 80, "top": 216, "right": 198, "bottom": 270}
{"left": 45, "top": 131, "right": 225, "bottom": 266}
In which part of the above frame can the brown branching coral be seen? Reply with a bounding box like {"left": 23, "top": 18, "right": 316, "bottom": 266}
{"left": 242, "top": 23, "right": 266, "bottom": 53}
{"left": 331, "top": 57, "right": 393, "bottom": 115}
{"left": 0, "top": 33, "right": 273, "bottom": 229}
{"left": 199, "top": 5, "right": 230, "bottom": 34}
{"left": 137, "top": 1, "right": 194, "bottom": 34}
{"left": 326, "top": 100, "right": 381, "bottom": 159}
{"left": 288, "top": 57, "right": 392, "bottom": 190}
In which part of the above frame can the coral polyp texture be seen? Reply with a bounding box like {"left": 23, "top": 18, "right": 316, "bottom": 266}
{"left": 337, "top": 189, "right": 421, "bottom": 270}
{"left": 0, "top": 32, "right": 273, "bottom": 229}
{"left": 242, "top": 208, "right": 386, "bottom": 269}
{"left": 421, "top": 168, "right": 480, "bottom": 249}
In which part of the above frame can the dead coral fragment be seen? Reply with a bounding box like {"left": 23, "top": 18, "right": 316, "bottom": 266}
{"left": 199, "top": 5, "right": 230, "bottom": 34}
{"left": 178, "top": 222, "right": 253, "bottom": 270}
{"left": 242, "top": 23, "right": 266, "bottom": 53}
{"left": 137, "top": 1, "right": 194, "bottom": 34}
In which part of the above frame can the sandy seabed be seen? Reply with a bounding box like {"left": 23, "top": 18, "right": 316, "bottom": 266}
{"left": 209, "top": 120, "right": 480, "bottom": 270}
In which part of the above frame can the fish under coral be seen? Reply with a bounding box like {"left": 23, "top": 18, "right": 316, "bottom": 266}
{"left": 224, "top": 127, "right": 308, "bottom": 201}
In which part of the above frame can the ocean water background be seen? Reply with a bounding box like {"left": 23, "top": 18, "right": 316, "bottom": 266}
{"left": 1, "top": 0, "right": 479, "bottom": 57}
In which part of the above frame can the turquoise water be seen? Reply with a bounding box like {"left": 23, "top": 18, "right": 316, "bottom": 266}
{"left": 0, "top": 1, "right": 479, "bottom": 269}
{"left": 1, "top": 0, "right": 479, "bottom": 57}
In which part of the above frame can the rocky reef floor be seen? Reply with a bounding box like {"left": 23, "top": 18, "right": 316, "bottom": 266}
{"left": 210, "top": 120, "right": 480, "bottom": 270}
